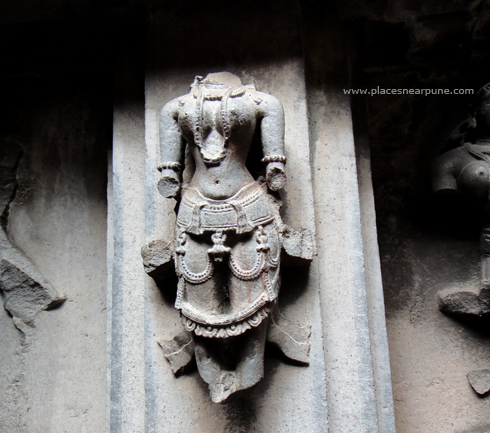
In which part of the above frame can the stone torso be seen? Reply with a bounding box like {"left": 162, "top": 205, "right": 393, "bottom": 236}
{"left": 432, "top": 142, "right": 490, "bottom": 202}
{"left": 177, "top": 86, "right": 261, "bottom": 199}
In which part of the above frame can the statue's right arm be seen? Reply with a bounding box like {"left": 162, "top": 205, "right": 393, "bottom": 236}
{"left": 431, "top": 148, "right": 461, "bottom": 193}
{"left": 158, "top": 98, "right": 186, "bottom": 198}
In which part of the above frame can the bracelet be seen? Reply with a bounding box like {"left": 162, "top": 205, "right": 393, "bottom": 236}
{"left": 157, "top": 162, "right": 182, "bottom": 172}
{"left": 261, "top": 155, "right": 286, "bottom": 164}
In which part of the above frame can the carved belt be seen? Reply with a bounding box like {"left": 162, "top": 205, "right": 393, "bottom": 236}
{"left": 177, "top": 182, "right": 274, "bottom": 234}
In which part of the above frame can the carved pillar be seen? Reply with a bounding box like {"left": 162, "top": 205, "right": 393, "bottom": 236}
{"left": 301, "top": 4, "right": 395, "bottom": 432}
{"left": 108, "top": 20, "right": 146, "bottom": 433}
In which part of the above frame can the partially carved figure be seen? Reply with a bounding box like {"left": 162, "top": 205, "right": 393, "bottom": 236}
{"left": 432, "top": 83, "right": 490, "bottom": 395}
{"left": 142, "top": 72, "right": 312, "bottom": 403}
{"left": 0, "top": 142, "right": 65, "bottom": 333}
{"left": 432, "top": 83, "right": 490, "bottom": 317}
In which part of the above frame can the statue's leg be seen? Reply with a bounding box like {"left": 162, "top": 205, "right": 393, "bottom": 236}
{"left": 191, "top": 223, "right": 280, "bottom": 402}
{"left": 193, "top": 319, "right": 268, "bottom": 404}
{"left": 232, "top": 317, "right": 268, "bottom": 391}
{"left": 182, "top": 224, "right": 280, "bottom": 402}
{"left": 479, "top": 225, "right": 490, "bottom": 312}
{"left": 480, "top": 225, "right": 490, "bottom": 288}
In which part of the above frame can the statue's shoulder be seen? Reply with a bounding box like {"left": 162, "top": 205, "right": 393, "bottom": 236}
{"left": 248, "top": 89, "right": 283, "bottom": 115}
{"left": 161, "top": 93, "right": 191, "bottom": 116}
{"left": 436, "top": 143, "right": 469, "bottom": 160}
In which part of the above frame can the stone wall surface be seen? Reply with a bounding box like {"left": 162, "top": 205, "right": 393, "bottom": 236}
{"left": 301, "top": 4, "right": 395, "bottom": 432}
{"left": 10, "top": 0, "right": 490, "bottom": 432}
{"left": 0, "top": 1, "right": 395, "bottom": 431}
{"left": 343, "top": 0, "right": 490, "bottom": 431}
{"left": 0, "top": 76, "right": 110, "bottom": 432}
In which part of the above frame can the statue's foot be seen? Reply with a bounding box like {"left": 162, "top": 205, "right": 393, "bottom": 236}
{"left": 194, "top": 321, "right": 267, "bottom": 403}
{"left": 437, "top": 284, "right": 490, "bottom": 316}
{"left": 209, "top": 371, "right": 238, "bottom": 404}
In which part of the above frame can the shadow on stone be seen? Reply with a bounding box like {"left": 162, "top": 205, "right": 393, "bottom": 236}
{"left": 439, "top": 296, "right": 490, "bottom": 337}
{"left": 223, "top": 394, "right": 257, "bottom": 433}
{"left": 278, "top": 258, "right": 311, "bottom": 308}
{"left": 0, "top": 142, "right": 66, "bottom": 331}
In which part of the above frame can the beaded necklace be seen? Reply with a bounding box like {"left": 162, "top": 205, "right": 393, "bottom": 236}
{"left": 193, "top": 84, "right": 246, "bottom": 165}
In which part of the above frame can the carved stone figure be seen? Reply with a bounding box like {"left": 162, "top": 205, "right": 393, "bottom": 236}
{"left": 142, "top": 72, "right": 312, "bottom": 403}
{"left": 432, "top": 83, "right": 490, "bottom": 315}
{"left": 431, "top": 82, "right": 490, "bottom": 395}
{"left": 0, "top": 142, "right": 65, "bottom": 333}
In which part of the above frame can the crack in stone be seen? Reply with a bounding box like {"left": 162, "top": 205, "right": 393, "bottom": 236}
{"left": 0, "top": 141, "right": 22, "bottom": 232}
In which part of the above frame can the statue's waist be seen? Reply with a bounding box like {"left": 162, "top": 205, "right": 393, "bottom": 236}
{"left": 177, "top": 182, "right": 273, "bottom": 234}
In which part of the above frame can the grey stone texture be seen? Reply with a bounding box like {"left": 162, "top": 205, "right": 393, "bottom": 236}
{"left": 108, "top": 25, "right": 146, "bottom": 433}
{"left": 0, "top": 143, "right": 66, "bottom": 331}
{"left": 15, "top": 0, "right": 490, "bottom": 431}
{"left": 141, "top": 238, "right": 174, "bottom": 280}
{"left": 350, "top": 0, "right": 490, "bottom": 431}
{"left": 145, "top": 71, "right": 314, "bottom": 403}
{"left": 0, "top": 143, "right": 65, "bottom": 331}
{"left": 0, "top": 76, "right": 109, "bottom": 432}
{"left": 131, "top": 1, "right": 393, "bottom": 431}
{"left": 0, "top": 257, "right": 64, "bottom": 328}
{"left": 0, "top": 1, "right": 397, "bottom": 431}
{"left": 157, "top": 331, "right": 194, "bottom": 376}
{"left": 302, "top": 8, "right": 394, "bottom": 431}
{"left": 438, "top": 286, "right": 490, "bottom": 317}
{"left": 140, "top": 2, "right": 331, "bottom": 430}
{"left": 431, "top": 86, "right": 490, "bottom": 322}
{"left": 267, "top": 308, "right": 311, "bottom": 364}
{"left": 467, "top": 369, "right": 490, "bottom": 396}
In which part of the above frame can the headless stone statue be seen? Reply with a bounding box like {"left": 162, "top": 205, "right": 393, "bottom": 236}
{"left": 143, "top": 72, "right": 312, "bottom": 403}
{"left": 432, "top": 82, "right": 490, "bottom": 315}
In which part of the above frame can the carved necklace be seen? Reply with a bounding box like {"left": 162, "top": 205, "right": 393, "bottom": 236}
{"left": 193, "top": 85, "right": 246, "bottom": 165}
{"left": 464, "top": 140, "right": 490, "bottom": 165}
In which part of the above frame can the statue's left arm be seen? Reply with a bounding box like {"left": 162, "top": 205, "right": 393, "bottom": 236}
{"left": 158, "top": 97, "right": 186, "bottom": 198}
{"left": 257, "top": 93, "right": 287, "bottom": 191}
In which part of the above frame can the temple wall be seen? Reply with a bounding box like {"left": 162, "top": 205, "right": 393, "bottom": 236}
{"left": 0, "top": 76, "right": 110, "bottom": 432}
{"left": 2, "top": 1, "right": 489, "bottom": 432}
{"left": 367, "top": 74, "right": 490, "bottom": 432}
